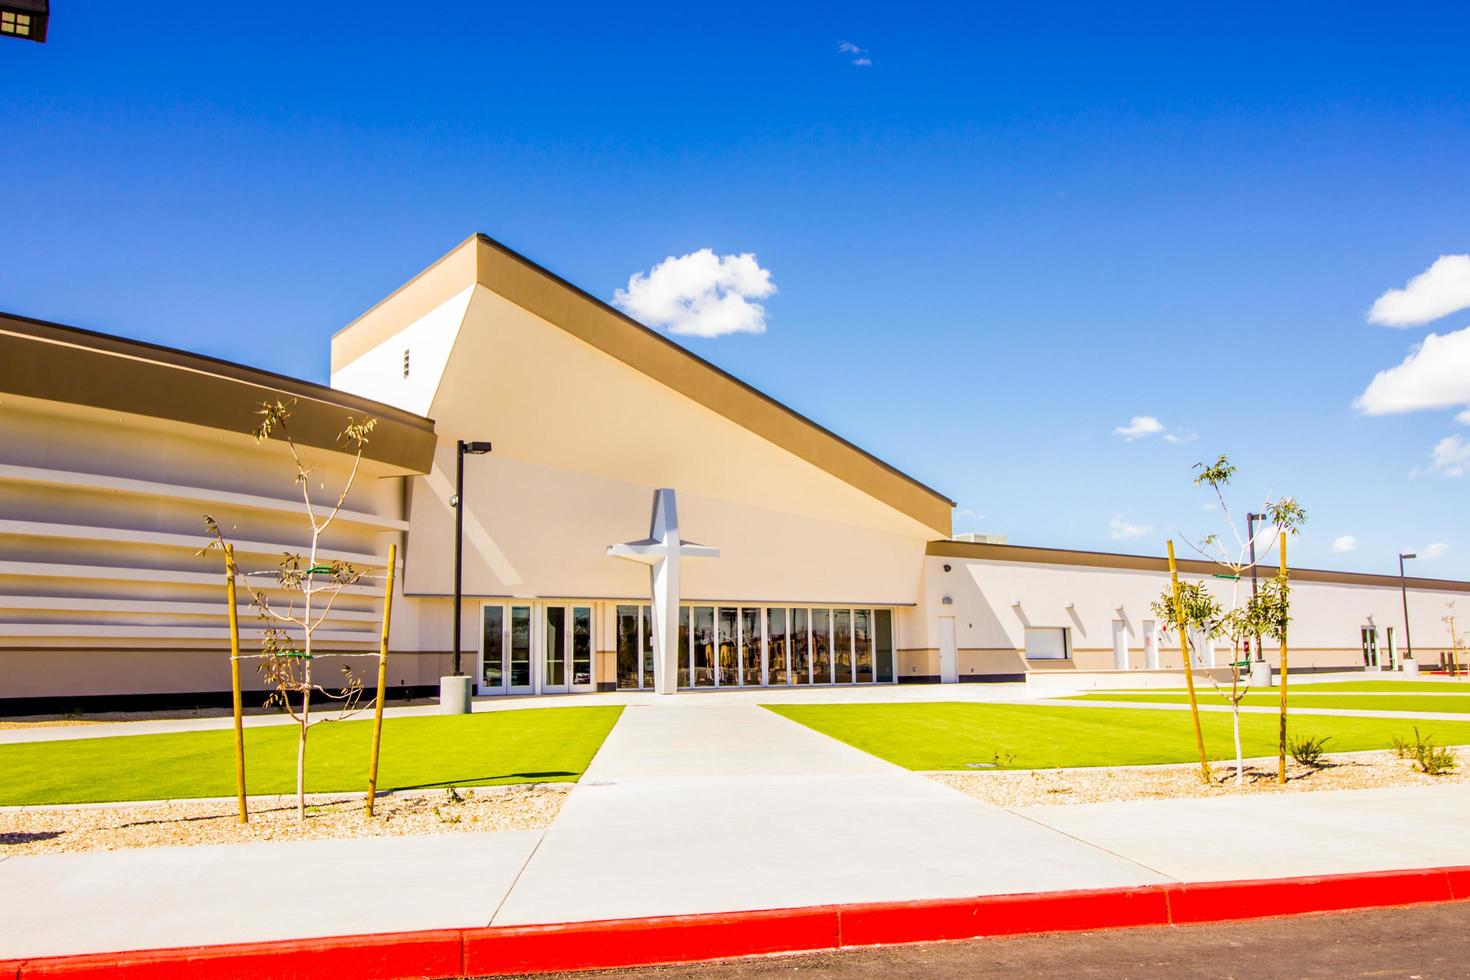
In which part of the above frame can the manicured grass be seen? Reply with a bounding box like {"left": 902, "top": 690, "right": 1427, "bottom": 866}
{"left": 1287, "top": 680, "right": 1470, "bottom": 693}
{"left": 1065, "top": 692, "right": 1470, "bottom": 714}
{"left": 0, "top": 706, "right": 622, "bottom": 806}
{"left": 763, "top": 702, "right": 1470, "bottom": 771}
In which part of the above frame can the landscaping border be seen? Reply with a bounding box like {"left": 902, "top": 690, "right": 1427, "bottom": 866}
{"left": 3, "top": 866, "right": 1468, "bottom": 979}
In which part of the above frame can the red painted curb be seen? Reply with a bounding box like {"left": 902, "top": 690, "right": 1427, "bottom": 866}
{"left": 7, "top": 866, "right": 1469, "bottom": 979}
{"left": 11, "top": 929, "right": 463, "bottom": 980}
{"left": 464, "top": 906, "right": 841, "bottom": 977}
{"left": 1167, "top": 867, "right": 1456, "bottom": 924}
{"left": 838, "top": 886, "right": 1170, "bottom": 948}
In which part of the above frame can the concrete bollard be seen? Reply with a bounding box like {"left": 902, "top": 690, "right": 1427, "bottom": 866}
{"left": 439, "top": 674, "right": 473, "bottom": 714}
{"left": 1250, "top": 660, "right": 1273, "bottom": 688}
{"left": 1402, "top": 660, "right": 1421, "bottom": 677}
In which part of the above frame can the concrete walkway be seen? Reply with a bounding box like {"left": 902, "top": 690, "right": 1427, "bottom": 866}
{"left": 3, "top": 693, "right": 1467, "bottom": 960}
{"left": 489, "top": 701, "right": 1164, "bottom": 925}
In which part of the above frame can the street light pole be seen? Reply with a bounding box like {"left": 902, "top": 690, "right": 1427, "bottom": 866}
{"left": 444, "top": 439, "right": 492, "bottom": 713}
{"left": 1399, "top": 552, "right": 1417, "bottom": 673}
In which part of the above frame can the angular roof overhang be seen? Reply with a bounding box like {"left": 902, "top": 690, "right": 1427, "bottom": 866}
{"left": 334, "top": 234, "right": 955, "bottom": 534}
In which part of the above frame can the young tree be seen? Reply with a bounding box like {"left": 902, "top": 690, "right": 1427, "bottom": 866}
{"left": 203, "top": 401, "right": 378, "bottom": 819}
{"left": 1446, "top": 602, "right": 1465, "bottom": 676}
{"left": 1155, "top": 455, "right": 1306, "bottom": 786}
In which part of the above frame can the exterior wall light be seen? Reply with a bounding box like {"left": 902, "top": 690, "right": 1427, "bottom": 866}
{"left": 941, "top": 596, "right": 953, "bottom": 605}
{"left": 1, "top": 1, "right": 48, "bottom": 42}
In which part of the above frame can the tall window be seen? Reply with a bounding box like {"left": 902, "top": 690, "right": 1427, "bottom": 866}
{"left": 811, "top": 609, "right": 832, "bottom": 684}
{"left": 718, "top": 607, "right": 739, "bottom": 686}
{"left": 678, "top": 607, "right": 692, "bottom": 687}
{"left": 616, "top": 605, "right": 641, "bottom": 689}
{"left": 767, "top": 608, "right": 787, "bottom": 685}
{"left": 693, "top": 606, "right": 715, "bottom": 686}
{"left": 572, "top": 606, "right": 592, "bottom": 686}
{"left": 854, "top": 609, "right": 873, "bottom": 682}
{"left": 482, "top": 606, "right": 504, "bottom": 688}
{"left": 791, "top": 608, "right": 810, "bottom": 684}
{"left": 874, "top": 609, "right": 894, "bottom": 682}
{"left": 834, "top": 609, "right": 853, "bottom": 683}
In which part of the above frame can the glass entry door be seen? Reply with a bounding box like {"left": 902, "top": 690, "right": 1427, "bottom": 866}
{"left": 543, "top": 604, "right": 594, "bottom": 694}
{"left": 479, "top": 604, "right": 533, "bottom": 696}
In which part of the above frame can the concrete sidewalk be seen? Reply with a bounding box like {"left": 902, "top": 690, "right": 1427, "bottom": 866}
{"left": 3, "top": 697, "right": 1467, "bottom": 961}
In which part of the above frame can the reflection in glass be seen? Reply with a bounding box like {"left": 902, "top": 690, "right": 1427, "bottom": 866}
{"left": 740, "top": 607, "right": 761, "bottom": 686}
{"left": 616, "top": 605, "right": 639, "bottom": 689}
{"left": 693, "top": 606, "right": 715, "bottom": 686}
{"left": 811, "top": 608, "right": 831, "bottom": 684}
{"left": 641, "top": 606, "right": 655, "bottom": 688}
{"left": 835, "top": 609, "right": 854, "bottom": 683}
{"left": 510, "top": 606, "right": 531, "bottom": 687}
{"left": 482, "top": 606, "right": 504, "bottom": 689}
{"left": 679, "top": 606, "right": 691, "bottom": 688}
{"left": 767, "top": 608, "right": 787, "bottom": 685}
{"left": 545, "top": 606, "right": 566, "bottom": 687}
{"left": 874, "top": 609, "right": 894, "bottom": 683}
{"left": 718, "top": 607, "right": 739, "bottom": 686}
{"left": 791, "top": 608, "right": 809, "bottom": 684}
{"left": 854, "top": 609, "right": 873, "bottom": 682}
{"left": 572, "top": 606, "right": 592, "bottom": 686}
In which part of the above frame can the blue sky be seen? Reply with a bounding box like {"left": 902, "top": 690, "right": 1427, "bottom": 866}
{"left": 3, "top": 2, "right": 1467, "bottom": 578}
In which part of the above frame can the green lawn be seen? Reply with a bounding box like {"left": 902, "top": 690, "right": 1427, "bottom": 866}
{"left": 1064, "top": 692, "right": 1470, "bottom": 714}
{"left": 1285, "top": 680, "right": 1470, "bottom": 693}
{"left": 0, "top": 706, "right": 622, "bottom": 806}
{"left": 763, "top": 702, "right": 1470, "bottom": 771}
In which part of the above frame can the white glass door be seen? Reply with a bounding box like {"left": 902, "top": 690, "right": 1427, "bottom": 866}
{"left": 478, "top": 603, "right": 534, "bottom": 696}
{"left": 540, "top": 603, "right": 595, "bottom": 694}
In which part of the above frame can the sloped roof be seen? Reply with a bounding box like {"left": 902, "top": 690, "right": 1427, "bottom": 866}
{"left": 1, "top": 311, "right": 436, "bottom": 474}
{"left": 334, "top": 234, "right": 955, "bottom": 534}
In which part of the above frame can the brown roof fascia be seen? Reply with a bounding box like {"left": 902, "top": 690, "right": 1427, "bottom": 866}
{"left": 0, "top": 312, "right": 436, "bottom": 474}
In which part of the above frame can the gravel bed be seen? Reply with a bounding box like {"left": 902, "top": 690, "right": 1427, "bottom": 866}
{"left": 0, "top": 784, "right": 568, "bottom": 856}
{"left": 928, "top": 748, "right": 1469, "bottom": 808}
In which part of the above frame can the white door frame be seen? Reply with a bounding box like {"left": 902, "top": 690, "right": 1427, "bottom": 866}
{"left": 938, "top": 616, "right": 958, "bottom": 684}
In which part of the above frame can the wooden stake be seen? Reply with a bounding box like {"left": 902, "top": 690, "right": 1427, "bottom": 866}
{"left": 1167, "top": 540, "right": 1212, "bottom": 786}
{"left": 366, "top": 543, "right": 398, "bottom": 817}
{"left": 1277, "top": 535, "right": 1290, "bottom": 784}
{"left": 224, "top": 544, "right": 248, "bottom": 825}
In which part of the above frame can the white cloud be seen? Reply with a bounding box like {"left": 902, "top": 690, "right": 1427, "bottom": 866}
{"left": 1113, "top": 416, "right": 1165, "bottom": 441}
{"left": 1112, "top": 415, "right": 1196, "bottom": 443}
{"left": 955, "top": 507, "right": 985, "bottom": 520}
{"left": 1109, "top": 516, "right": 1151, "bottom": 540}
{"left": 613, "top": 249, "right": 776, "bottom": 338}
{"left": 1332, "top": 535, "right": 1358, "bottom": 553}
{"left": 1354, "top": 325, "right": 1470, "bottom": 415}
{"left": 1458, "top": 409, "right": 1470, "bottom": 425}
{"left": 1368, "top": 255, "right": 1470, "bottom": 327}
{"left": 1431, "top": 434, "right": 1470, "bottom": 477}
{"left": 1420, "top": 542, "right": 1450, "bottom": 561}
{"left": 837, "top": 40, "right": 872, "bottom": 66}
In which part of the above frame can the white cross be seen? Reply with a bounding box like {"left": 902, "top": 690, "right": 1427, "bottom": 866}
{"left": 607, "top": 489, "right": 719, "bottom": 694}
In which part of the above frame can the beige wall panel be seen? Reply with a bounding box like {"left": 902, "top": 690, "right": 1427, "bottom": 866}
{"left": 897, "top": 648, "right": 938, "bottom": 679}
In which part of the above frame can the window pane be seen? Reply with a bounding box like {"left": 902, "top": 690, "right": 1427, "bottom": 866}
{"left": 718, "top": 607, "right": 738, "bottom": 686}
{"left": 481, "top": 606, "right": 504, "bottom": 688}
{"left": 874, "top": 609, "right": 894, "bottom": 682}
{"left": 811, "top": 609, "right": 831, "bottom": 684}
{"left": 510, "top": 606, "right": 531, "bottom": 687}
{"left": 834, "top": 609, "right": 853, "bottom": 683}
{"left": 767, "top": 608, "right": 787, "bottom": 685}
{"left": 616, "top": 605, "right": 640, "bottom": 689}
{"left": 641, "top": 605, "right": 655, "bottom": 688}
{"left": 545, "top": 606, "right": 566, "bottom": 686}
{"left": 854, "top": 609, "right": 872, "bottom": 683}
{"left": 1024, "top": 627, "right": 1068, "bottom": 660}
{"left": 572, "top": 606, "right": 592, "bottom": 686}
{"left": 791, "top": 608, "right": 809, "bottom": 684}
{"left": 740, "top": 607, "right": 761, "bottom": 686}
{"left": 693, "top": 606, "right": 715, "bottom": 687}
{"left": 679, "top": 606, "right": 691, "bottom": 688}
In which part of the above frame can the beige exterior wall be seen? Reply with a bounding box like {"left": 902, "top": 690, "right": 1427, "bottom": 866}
{"left": 0, "top": 394, "right": 413, "bottom": 703}
{"left": 917, "top": 552, "right": 1467, "bottom": 678}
